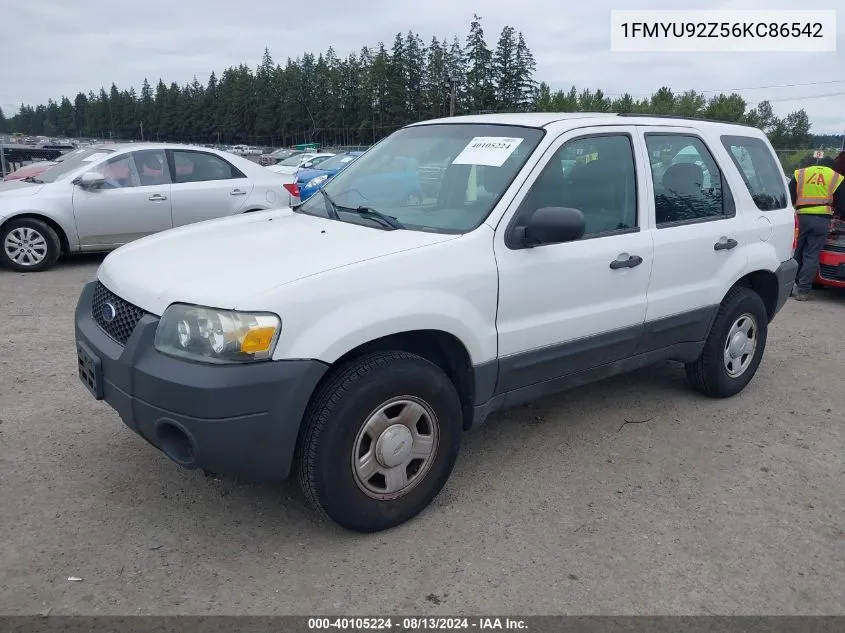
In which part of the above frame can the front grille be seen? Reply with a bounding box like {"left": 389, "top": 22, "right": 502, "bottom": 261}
{"left": 823, "top": 242, "right": 845, "bottom": 253}
{"left": 818, "top": 264, "right": 845, "bottom": 281}
{"left": 91, "top": 281, "right": 148, "bottom": 345}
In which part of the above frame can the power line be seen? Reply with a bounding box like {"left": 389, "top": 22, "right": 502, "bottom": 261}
{"left": 563, "top": 79, "right": 845, "bottom": 101}
{"left": 765, "top": 91, "right": 845, "bottom": 103}
{"left": 698, "top": 79, "right": 845, "bottom": 94}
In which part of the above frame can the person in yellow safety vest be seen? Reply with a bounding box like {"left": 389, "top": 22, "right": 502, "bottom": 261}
{"left": 789, "top": 155, "right": 845, "bottom": 300}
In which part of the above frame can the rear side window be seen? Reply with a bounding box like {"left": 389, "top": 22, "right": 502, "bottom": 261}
{"left": 644, "top": 133, "right": 733, "bottom": 226}
{"left": 171, "top": 151, "right": 245, "bottom": 183}
{"left": 720, "top": 135, "right": 788, "bottom": 211}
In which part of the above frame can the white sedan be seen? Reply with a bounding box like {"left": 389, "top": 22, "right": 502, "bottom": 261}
{"left": 0, "top": 143, "right": 291, "bottom": 272}
{"left": 266, "top": 152, "right": 335, "bottom": 176}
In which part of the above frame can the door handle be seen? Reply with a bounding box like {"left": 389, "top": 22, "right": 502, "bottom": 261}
{"left": 714, "top": 237, "right": 738, "bottom": 251}
{"left": 609, "top": 254, "right": 643, "bottom": 269}
{"left": 148, "top": 194, "right": 167, "bottom": 201}
{"left": 230, "top": 189, "right": 247, "bottom": 196}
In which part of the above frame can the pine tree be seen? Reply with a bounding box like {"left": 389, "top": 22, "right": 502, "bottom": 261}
{"left": 153, "top": 80, "right": 169, "bottom": 139}
{"left": 514, "top": 32, "right": 537, "bottom": 111}
{"left": 464, "top": 14, "right": 494, "bottom": 112}
{"left": 254, "top": 48, "right": 276, "bottom": 142}
{"left": 649, "top": 87, "right": 675, "bottom": 115}
{"left": 405, "top": 32, "right": 426, "bottom": 121}
{"left": 423, "top": 37, "right": 448, "bottom": 118}
{"left": 610, "top": 93, "right": 635, "bottom": 114}
{"left": 445, "top": 36, "right": 467, "bottom": 114}
{"left": 675, "top": 90, "right": 705, "bottom": 118}
{"left": 533, "top": 82, "right": 552, "bottom": 111}
{"left": 493, "top": 26, "right": 517, "bottom": 110}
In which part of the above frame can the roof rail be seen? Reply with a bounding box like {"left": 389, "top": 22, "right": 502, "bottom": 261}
{"left": 616, "top": 113, "right": 757, "bottom": 128}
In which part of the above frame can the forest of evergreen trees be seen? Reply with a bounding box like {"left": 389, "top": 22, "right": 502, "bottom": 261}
{"left": 0, "top": 15, "right": 827, "bottom": 150}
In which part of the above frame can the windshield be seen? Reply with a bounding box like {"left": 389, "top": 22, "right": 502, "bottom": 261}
{"left": 55, "top": 148, "right": 86, "bottom": 163}
{"left": 316, "top": 152, "right": 361, "bottom": 171}
{"left": 278, "top": 154, "right": 313, "bottom": 167}
{"left": 272, "top": 149, "right": 301, "bottom": 159}
{"left": 34, "top": 147, "right": 114, "bottom": 183}
{"left": 295, "top": 124, "right": 544, "bottom": 233}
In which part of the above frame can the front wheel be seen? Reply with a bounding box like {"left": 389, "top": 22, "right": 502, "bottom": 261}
{"left": 0, "top": 218, "right": 62, "bottom": 272}
{"left": 685, "top": 286, "right": 768, "bottom": 398}
{"left": 297, "top": 351, "right": 462, "bottom": 532}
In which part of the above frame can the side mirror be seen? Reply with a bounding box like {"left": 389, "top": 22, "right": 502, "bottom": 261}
{"left": 302, "top": 162, "right": 314, "bottom": 168}
{"left": 519, "top": 207, "right": 585, "bottom": 247}
{"left": 76, "top": 171, "right": 106, "bottom": 188}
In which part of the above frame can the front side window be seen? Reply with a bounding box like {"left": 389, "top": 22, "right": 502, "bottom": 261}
{"left": 645, "top": 134, "right": 730, "bottom": 226}
{"left": 132, "top": 149, "right": 170, "bottom": 186}
{"left": 171, "top": 151, "right": 243, "bottom": 183}
{"left": 36, "top": 148, "right": 115, "bottom": 183}
{"left": 720, "top": 135, "right": 788, "bottom": 211}
{"left": 96, "top": 154, "right": 137, "bottom": 189}
{"left": 294, "top": 123, "right": 545, "bottom": 233}
{"left": 513, "top": 134, "right": 638, "bottom": 238}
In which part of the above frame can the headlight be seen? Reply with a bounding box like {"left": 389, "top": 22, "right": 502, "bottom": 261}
{"left": 154, "top": 304, "right": 281, "bottom": 364}
{"left": 305, "top": 174, "right": 328, "bottom": 188}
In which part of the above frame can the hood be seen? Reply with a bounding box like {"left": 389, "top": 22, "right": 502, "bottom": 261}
{"left": 0, "top": 180, "right": 43, "bottom": 196}
{"left": 98, "top": 208, "right": 458, "bottom": 315}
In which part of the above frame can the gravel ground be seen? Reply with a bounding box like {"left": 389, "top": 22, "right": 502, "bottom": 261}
{"left": 1, "top": 256, "right": 843, "bottom": 616}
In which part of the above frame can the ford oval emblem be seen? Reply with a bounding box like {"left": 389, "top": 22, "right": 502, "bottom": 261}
{"left": 101, "top": 302, "right": 117, "bottom": 323}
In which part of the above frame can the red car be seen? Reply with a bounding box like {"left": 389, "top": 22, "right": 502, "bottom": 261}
{"left": 816, "top": 217, "right": 845, "bottom": 289}
{"left": 3, "top": 160, "right": 56, "bottom": 181}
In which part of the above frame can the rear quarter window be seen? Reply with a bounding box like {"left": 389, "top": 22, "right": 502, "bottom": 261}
{"left": 720, "top": 135, "right": 788, "bottom": 211}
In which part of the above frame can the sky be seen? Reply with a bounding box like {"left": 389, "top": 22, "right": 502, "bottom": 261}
{"left": 2, "top": 0, "right": 843, "bottom": 133}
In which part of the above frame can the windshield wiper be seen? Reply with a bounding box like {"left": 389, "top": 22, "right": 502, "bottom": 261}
{"left": 318, "top": 187, "right": 341, "bottom": 220}
{"left": 23, "top": 176, "right": 43, "bottom": 184}
{"left": 351, "top": 206, "right": 405, "bottom": 230}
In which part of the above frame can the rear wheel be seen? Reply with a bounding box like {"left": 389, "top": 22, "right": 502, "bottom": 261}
{"left": 0, "top": 218, "right": 61, "bottom": 272}
{"left": 297, "top": 351, "right": 462, "bottom": 532}
{"left": 685, "top": 286, "right": 768, "bottom": 398}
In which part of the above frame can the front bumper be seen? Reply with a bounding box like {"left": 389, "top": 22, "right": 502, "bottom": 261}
{"left": 817, "top": 248, "right": 845, "bottom": 288}
{"left": 773, "top": 257, "right": 799, "bottom": 317}
{"left": 74, "top": 280, "right": 328, "bottom": 481}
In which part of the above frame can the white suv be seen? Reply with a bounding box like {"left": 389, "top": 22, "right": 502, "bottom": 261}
{"left": 74, "top": 113, "right": 797, "bottom": 533}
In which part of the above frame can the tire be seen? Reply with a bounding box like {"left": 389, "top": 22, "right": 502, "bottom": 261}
{"left": 297, "top": 351, "right": 462, "bottom": 532}
{"left": 685, "top": 286, "right": 768, "bottom": 398}
{"left": 0, "top": 217, "right": 62, "bottom": 272}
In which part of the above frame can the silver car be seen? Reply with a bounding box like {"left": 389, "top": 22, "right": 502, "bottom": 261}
{"left": 0, "top": 143, "right": 290, "bottom": 272}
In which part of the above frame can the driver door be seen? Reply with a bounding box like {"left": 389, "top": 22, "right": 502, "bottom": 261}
{"left": 493, "top": 127, "right": 655, "bottom": 393}
{"left": 72, "top": 149, "right": 173, "bottom": 249}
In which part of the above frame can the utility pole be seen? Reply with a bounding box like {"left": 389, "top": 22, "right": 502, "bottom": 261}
{"left": 139, "top": 121, "right": 144, "bottom": 141}
{"left": 0, "top": 138, "right": 7, "bottom": 179}
{"left": 448, "top": 77, "right": 458, "bottom": 117}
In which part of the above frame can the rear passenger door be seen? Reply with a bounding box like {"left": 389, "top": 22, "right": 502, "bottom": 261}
{"left": 638, "top": 128, "right": 749, "bottom": 342}
{"left": 167, "top": 150, "right": 255, "bottom": 227}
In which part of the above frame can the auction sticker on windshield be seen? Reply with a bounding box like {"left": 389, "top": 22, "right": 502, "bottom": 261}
{"left": 452, "top": 137, "right": 524, "bottom": 167}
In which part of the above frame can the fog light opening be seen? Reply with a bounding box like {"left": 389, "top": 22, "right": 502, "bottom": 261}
{"left": 157, "top": 422, "right": 196, "bottom": 467}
